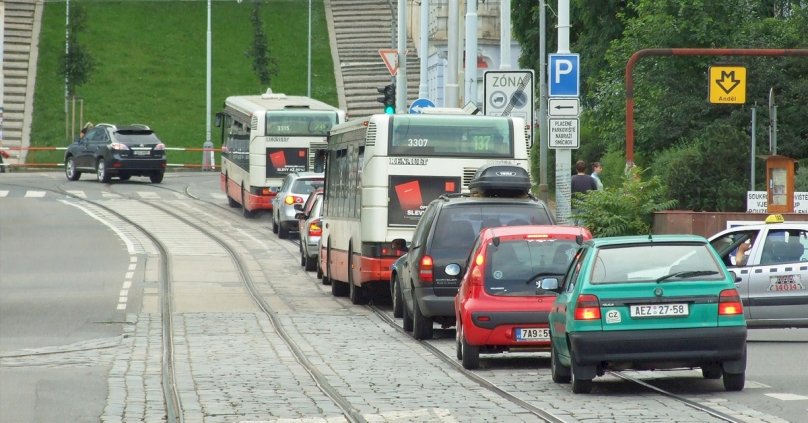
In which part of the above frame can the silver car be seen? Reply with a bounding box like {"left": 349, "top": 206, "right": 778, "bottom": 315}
{"left": 709, "top": 215, "right": 808, "bottom": 328}
{"left": 295, "top": 190, "right": 323, "bottom": 272}
{"left": 271, "top": 172, "right": 324, "bottom": 239}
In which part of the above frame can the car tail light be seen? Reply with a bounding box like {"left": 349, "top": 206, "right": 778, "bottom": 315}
{"left": 718, "top": 289, "right": 743, "bottom": 315}
{"left": 154, "top": 143, "right": 165, "bottom": 151}
{"left": 469, "top": 254, "right": 484, "bottom": 286}
{"left": 419, "top": 255, "right": 434, "bottom": 283}
{"left": 574, "top": 294, "right": 601, "bottom": 320}
{"left": 284, "top": 195, "right": 303, "bottom": 205}
{"left": 109, "top": 143, "right": 129, "bottom": 150}
{"left": 308, "top": 219, "right": 322, "bottom": 237}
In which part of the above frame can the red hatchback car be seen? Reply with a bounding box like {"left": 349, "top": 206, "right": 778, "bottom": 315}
{"left": 455, "top": 225, "right": 593, "bottom": 369}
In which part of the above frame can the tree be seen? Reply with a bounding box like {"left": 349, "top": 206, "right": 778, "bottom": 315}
{"left": 59, "top": 3, "right": 96, "bottom": 97}
{"left": 245, "top": 1, "right": 278, "bottom": 87}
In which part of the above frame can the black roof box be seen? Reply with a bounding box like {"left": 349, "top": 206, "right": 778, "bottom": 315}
{"left": 469, "top": 164, "right": 531, "bottom": 197}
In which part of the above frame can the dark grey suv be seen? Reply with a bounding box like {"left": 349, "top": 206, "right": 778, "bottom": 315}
{"left": 391, "top": 164, "right": 555, "bottom": 340}
{"left": 64, "top": 123, "right": 167, "bottom": 183}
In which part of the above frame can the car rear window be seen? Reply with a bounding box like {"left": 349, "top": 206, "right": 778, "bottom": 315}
{"left": 115, "top": 131, "right": 162, "bottom": 145}
{"left": 485, "top": 238, "right": 578, "bottom": 296}
{"left": 292, "top": 178, "right": 324, "bottom": 194}
{"left": 589, "top": 242, "right": 725, "bottom": 284}
{"left": 431, "top": 204, "right": 551, "bottom": 250}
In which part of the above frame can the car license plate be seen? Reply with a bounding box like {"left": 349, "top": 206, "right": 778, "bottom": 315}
{"left": 515, "top": 328, "right": 550, "bottom": 341}
{"left": 630, "top": 303, "right": 689, "bottom": 318}
{"left": 133, "top": 150, "right": 150, "bottom": 156}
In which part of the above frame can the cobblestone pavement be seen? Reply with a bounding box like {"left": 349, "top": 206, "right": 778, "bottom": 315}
{"left": 6, "top": 197, "right": 791, "bottom": 423}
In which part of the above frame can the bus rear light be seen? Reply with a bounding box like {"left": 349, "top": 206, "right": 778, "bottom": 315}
{"left": 574, "top": 294, "right": 601, "bottom": 320}
{"left": 419, "top": 255, "right": 434, "bottom": 283}
{"left": 718, "top": 289, "right": 743, "bottom": 315}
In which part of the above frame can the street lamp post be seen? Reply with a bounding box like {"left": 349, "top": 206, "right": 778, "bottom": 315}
{"left": 308, "top": 0, "right": 312, "bottom": 97}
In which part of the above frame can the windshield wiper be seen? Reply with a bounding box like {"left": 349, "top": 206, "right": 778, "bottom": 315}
{"left": 656, "top": 270, "right": 719, "bottom": 283}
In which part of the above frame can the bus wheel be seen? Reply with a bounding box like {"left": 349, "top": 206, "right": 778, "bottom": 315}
{"left": 348, "top": 249, "right": 367, "bottom": 305}
{"left": 242, "top": 188, "right": 256, "bottom": 218}
{"left": 225, "top": 177, "right": 240, "bottom": 208}
{"left": 329, "top": 248, "right": 348, "bottom": 297}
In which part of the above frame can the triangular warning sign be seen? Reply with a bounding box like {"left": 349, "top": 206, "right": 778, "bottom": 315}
{"left": 379, "top": 49, "right": 398, "bottom": 76}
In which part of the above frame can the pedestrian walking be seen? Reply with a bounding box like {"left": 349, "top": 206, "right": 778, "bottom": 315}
{"left": 591, "top": 161, "right": 604, "bottom": 191}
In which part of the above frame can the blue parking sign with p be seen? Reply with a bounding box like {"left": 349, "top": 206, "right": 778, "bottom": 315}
{"left": 548, "top": 54, "right": 580, "bottom": 97}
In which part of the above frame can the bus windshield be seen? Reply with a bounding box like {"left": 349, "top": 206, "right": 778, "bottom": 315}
{"left": 389, "top": 115, "right": 513, "bottom": 158}
{"left": 266, "top": 111, "right": 338, "bottom": 136}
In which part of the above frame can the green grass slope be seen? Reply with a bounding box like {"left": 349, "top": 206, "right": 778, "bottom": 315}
{"left": 31, "top": 0, "right": 337, "bottom": 166}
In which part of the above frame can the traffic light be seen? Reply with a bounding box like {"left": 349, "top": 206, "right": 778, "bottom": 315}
{"left": 376, "top": 83, "right": 396, "bottom": 114}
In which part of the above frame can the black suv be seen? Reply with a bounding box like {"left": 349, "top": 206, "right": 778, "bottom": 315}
{"left": 64, "top": 123, "right": 167, "bottom": 183}
{"left": 391, "top": 164, "right": 555, "bottom": 340}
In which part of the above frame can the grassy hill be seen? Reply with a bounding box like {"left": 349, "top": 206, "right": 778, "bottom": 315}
{"left": 30, "top": 0, "right": 337, "bottom": 166}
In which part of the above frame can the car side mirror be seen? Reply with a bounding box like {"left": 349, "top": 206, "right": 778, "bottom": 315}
{"left": 540, "top": 278, "right": 560, "bottom": 291}
{"left": 293, "top": 203, "right": 304, "bottom": 211}
{"left": 729, "top": 270, "right": 741, "bottom": 283}
{"left": 294, "top": 212, "right": 306, "bottom": 220}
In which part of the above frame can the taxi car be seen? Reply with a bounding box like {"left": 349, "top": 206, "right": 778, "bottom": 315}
{"left": 454, "top": 225, "right": 591, "bottom": 369}
{"left": 547, "top": 235, "right": 747, "bottom": 394}
{"left": 709, "top": 214, "right": 808, "bottom": 328}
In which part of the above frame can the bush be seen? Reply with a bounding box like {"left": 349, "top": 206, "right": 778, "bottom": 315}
{"left": 572, "top": 166, "right": 677, "bottom": 237}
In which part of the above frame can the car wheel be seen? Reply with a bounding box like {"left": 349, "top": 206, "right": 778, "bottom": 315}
{"left": 304, "top": 254, "right": 317, "bottom": 272}
{"left": 300, "top": 251, "right": 306, "bottom": 267}
{"left": 551, "top": 341, "right": 571, "bottom": 383}
{"left": 271, "top": 213, "right": 279, "bottom": 233}
{"left": 316, "top": 258, "right": 324, "bottom": 280}
{"left": 119, "top": 174, "right": 131, "bottom": 181}
{"left": 412, "top": 292, "right": 434, "bottom": 340}
{"left": 149, "top": 172, "right": 163, "bottom": 183}
{"left": 455, "top": 324, "right": 463, "bottom": 360}
{"left": 723, "top": 371, "right": 745, "bottom": 391}
{"left": 570, "top": 349, "right": 593, "bottom": 394}
{"left": 391, "top": 275, "right": 403, "bottom": 318}
{"left": 401, "top": 291, "right": 414, "bottom": 332}
{"left": 348, "top": 250, "right": 367, "bottom": 305}
{"left": 65, "top": 157, "right": 81, "bottom": 181}
{"left": 461, "top": 335, "right": 480, "bottom": 370}
{"left": 702, "top": 364, "right": 722, "bottom": 379}
{"left": 329, "top": 249, "right": 349, "bottom": 297}
{"left": 278, "top": 222, "right": 289, "bottom": 239}
{"left": 96, "top": 159, "right": 111, "bottom": 183}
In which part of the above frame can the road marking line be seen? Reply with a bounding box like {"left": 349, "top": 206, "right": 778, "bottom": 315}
{"left": 118, "top": 296, "right": 127, "bottom": 303}
{"left": 66, "top": 190, "right": 86, "bottom": 198}
{"left": 0, "top": 190, "right": 8, "bottom": 197}
{"left": 116, "top": 303, "right": 126, "bottom": 310}
{"left": 25, "top": 191, "right": 46, "bottom": 198}
{"left": 765, "top": 393, "right": 808, "bottom": 401}
{"left": 123, "top": 280, "right": 131, "bottom": 289}
{"left": 119, "top": 289, "right": 129, "bottom": 297}
{"left": 137, "top": 191, "right": 160, "bottom": 199}
{"left": 125, "top": 271, "right": 134, "bottom": 279}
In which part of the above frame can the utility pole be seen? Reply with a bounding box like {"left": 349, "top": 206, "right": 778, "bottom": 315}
{"left": 538, "top": 0, "right": 548, "bottom": 203}
{"left": 418, "top": 0, "right": 429, "bottom": 99}
{"left": 464, "top": 0, "right": 478, "bottom": 105}
{"left": 445, "top": 0, "right": 459, "bottom": 107}
{"left": 396, "top": 0, "right": 407, "bottom": 112}
{"left": 500, "top": 0, "right": 511, "bottom": 70}
{"left": 555, "top": 0, "right": 572, "bottom": 224}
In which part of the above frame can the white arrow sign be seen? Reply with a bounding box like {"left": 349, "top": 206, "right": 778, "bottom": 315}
{"left": 548, "top": 98, "right": 579, "bottom": 117}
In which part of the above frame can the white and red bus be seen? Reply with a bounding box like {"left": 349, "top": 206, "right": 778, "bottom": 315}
{"left": 319, "top": 112, "right": 531, "bottom": 304}
{"left": 217, "top": 89, "right": 346, "bottom": 217}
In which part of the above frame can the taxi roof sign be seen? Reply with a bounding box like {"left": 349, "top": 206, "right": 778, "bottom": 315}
{"left": 765, "top": 214, "right": 785, "bottom": 224}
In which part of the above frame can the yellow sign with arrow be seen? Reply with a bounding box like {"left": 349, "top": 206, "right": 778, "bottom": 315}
{"left": 709, "top": 65, "right": 746, "bottom": 104}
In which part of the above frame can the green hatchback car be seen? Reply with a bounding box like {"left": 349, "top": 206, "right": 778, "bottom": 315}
{"left": 547, "top": 235, "right": 747, "bottom": 394}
